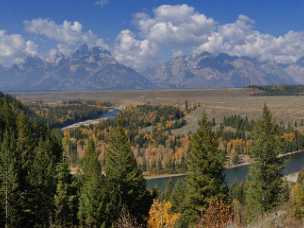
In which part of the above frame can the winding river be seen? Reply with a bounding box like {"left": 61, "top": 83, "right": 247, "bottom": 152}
{"left": 61, "top": 107, "right": 120, "bottom": 130}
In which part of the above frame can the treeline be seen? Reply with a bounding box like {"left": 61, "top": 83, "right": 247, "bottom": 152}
{"left": 0, "top": 94, "right": 154, "bottom": 227}
{"left": 249, "top": 85, "right": 304, "bottom": 96}
{"left": 29, "top": 100, "right": 109, "bottom": 128}
{"left": 116, "top": 104, "right": 185, "bottom": 129}
{"left": 211, "top": 113, "right": 304, "bottom": 167}
{"left": 223, "top": 114, "right": 253, "bottom": 132}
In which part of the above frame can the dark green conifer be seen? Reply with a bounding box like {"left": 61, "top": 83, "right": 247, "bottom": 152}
{"left": 245, "top": 105, "right": 284, "bottom": 220}
{"left": 53, "top": 162, "right": 79, "bottom": 227}
{"left": 183, "top": 114, "right": 228, "bottom": 224}
{"left": 78, "top": 139, "right": 112, "bottom": 227}
{"left": 0, "top": 131, "right": 20, "bottom": 227}
{"left": 105, "top": 128, "right": 154, "bottom": 225}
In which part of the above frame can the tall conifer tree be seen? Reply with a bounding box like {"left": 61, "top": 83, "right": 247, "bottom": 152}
{"left": 78, "top": 139, "right": 111, "bottom": 227}
{"left": 53, "top": 162, "right": 79, "bottom": 227}
{"left": 105, "top": 128, "right": 154, "bottom": 225}
{"left": 245, "top": 105, "right": 284, "bottom": 220}
{"left": 183, "top": 114, "right": 228, "bottom": 224}
{"left": 0, "top": 131, "right": 20, "bottom": 227}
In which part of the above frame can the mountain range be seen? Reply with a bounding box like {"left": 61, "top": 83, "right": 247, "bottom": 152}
{"left": 0, "top": 44, "right": 304, "bottom": 91}
{"left": 145, "top": 53, "right": 298, "bottom": 88}
{"left": 0, "top": 45, "right": 152, "bottom": 91}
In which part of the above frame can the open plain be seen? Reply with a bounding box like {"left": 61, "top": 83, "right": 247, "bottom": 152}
{"left": 13, "top": 88, "right": 304, "bottom": 124}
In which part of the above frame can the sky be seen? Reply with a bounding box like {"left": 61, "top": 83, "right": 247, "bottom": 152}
{"left": 1, "top": 0, "right": 304, "bottom": 70}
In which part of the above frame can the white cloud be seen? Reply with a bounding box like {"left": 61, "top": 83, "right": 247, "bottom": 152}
{"left": 0, "top": 30, "right": 38, "bottom": 66}
{"left": 196, "top": 15, "right": 304, "bottom": 64}
{"left": 24, "top": 18, "right": 108, "bottom": 58}
{"left": 113, "top": 30, "right": 158, "bottom": 70}
{"left": 1, "top": 4, "right": 304, "bottom": 69}
{"left": 136, "top": 4, "right": 215, "bottom": 44}
{"left": 114, "top": 4, "right": 304, "bottom": 70}
{"left": 114, "top": 4, "right": 215, "bottom": 70}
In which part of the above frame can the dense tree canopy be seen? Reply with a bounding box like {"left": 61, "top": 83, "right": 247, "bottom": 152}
{"left": 0, "top": 93, "right": 63, "bottom": 227}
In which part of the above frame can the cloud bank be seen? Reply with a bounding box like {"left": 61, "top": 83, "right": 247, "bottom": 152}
{"left": 1, "top": 4, "right": 304, "bottom": 69}
{"left": 0, "top": 30, "right": 37, "bottom": 66}
{"left": 113, "top": 4, "right": 304, "bottom": 70}
{"left": 24, "top": 18, "right": 108, "bottom": 62}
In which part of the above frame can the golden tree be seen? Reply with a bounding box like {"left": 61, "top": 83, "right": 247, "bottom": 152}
{"left": 290, "top": 183, "right": 304, "bottom": 219}
{"left": 148, "top": 200, "right": 181, "bottom": 228}
{"left": 281, "top": 132, "right": 296, "bottom": 143}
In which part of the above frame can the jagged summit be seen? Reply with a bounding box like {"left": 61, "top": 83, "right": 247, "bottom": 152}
{"left": 0, "top": 45, "right": 153, "bottom": 91}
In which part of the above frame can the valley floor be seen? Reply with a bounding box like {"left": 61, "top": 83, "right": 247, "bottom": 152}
{"left": 13, "top": 88, "right": 304, "bottom": 124}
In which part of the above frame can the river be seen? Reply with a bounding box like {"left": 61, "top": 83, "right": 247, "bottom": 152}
{"left": 145, "top": 150, "right": 304, "bottom": 191}
{"left": 61, "top": 107, "right": 120, "bottom": 130}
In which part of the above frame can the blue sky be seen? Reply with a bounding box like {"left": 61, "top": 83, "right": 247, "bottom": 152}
{"left": 1, "top": 0, "right": 304, "bottom": 69}
{"left": 1, "top": 0, "right": 303, "bottom": 38}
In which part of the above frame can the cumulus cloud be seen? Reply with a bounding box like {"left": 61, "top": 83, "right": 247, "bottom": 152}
{"left": 136, "top": 4, "right": 215, "bottom": 44}
{"left": 113, "top": 30, "right": 158, "bottom": 70}
{"left": 114, "top": 4, "right": 215, "bottom": 70}
{"left": 0, "top": 30, "right": 38, "bottom": 66}
{"left": 24, "top": 18, "right": 108, "bottom": 59}
{"left": 196, "top": 15, "right": 304, "bottom": 64}
{"left": 114, "top": 4, "right": 304, "bottom": 69}
{"left": 1, "top": 4, "right": 304, "bottom": 69}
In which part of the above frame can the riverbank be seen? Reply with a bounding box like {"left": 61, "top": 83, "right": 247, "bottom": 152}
{"left": 146, "top": 150, "right": 304, "bottom": 191}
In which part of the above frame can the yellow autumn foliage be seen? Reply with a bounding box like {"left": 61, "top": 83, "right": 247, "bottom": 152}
{"left": 226, "top": 138, "right": 251, "bottom": 157}
{"left": 148, "top": 200, "right": 180, "bottom": 228}
{"left": 290, "top": 183, "right": 304, "bottom": 219}
{"left": 282, "top": 132, "right": 296, "bottom": 143}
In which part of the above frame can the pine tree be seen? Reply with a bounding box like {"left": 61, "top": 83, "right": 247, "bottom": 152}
{"left": 53, "top": 162, "right": 79, "bottom": 227}
{"left": 245, "top": 105, "right": 284, "bottom": 221}
{"left": 105, "top": 128, "right": 154, "bottom": 225}
{"left": 0, "top": 131, "right": 20, "bottom": 227}
{"left": 26, "top": 138, "right": 58, "bottom": 226}
{"left": 14, "top": 112, "right": 37, "bottom": 227}
{"left": 183, "top": 114, "right": 228, "bottom": 224}
{"left": 78, "top": 139, "right": 114, "bottom": 227}
{"left": 170, "top": 180, "right": 186, "bottom": 212}
{"left": 16, "top": 113, "right": 33, "bottom": 174}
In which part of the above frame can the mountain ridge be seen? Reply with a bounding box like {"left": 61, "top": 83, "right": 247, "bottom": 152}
{"left": 0, "top": 45, "right": 153, "bottom": 91}
{"left": 144, "top": 52, "right": 299, "bottom": 89}
{"left": 1, "top": 45, "right": 304, "bottom": 91}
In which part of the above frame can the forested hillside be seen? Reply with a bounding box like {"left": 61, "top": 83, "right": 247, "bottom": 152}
{"left": 0, "top": 93, "right": 154, "bottom": 227}
{"left": 0, "top": 92, "right": 63, "bottom": 226}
